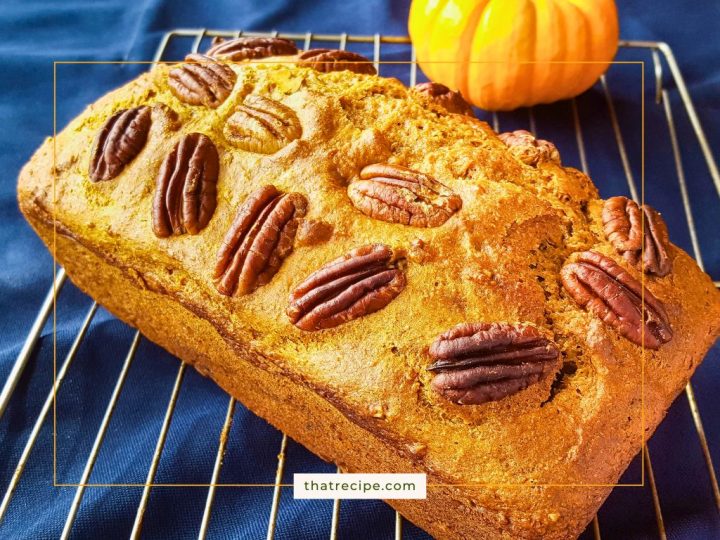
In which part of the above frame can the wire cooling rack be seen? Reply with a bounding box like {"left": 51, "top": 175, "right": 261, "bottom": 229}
{"left": 1, "top": 29, "right": 719, "bottom": 540}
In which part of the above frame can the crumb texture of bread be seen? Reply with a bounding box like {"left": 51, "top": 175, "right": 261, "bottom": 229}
{"left": 18, "top": 57, "right": 720, "bottom": 540}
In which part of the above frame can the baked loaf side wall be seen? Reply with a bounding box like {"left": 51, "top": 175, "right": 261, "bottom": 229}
{"left": 25, "top": 209, "right": 611, "bottom": 540}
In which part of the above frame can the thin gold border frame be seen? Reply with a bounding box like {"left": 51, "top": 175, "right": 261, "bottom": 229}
{"left": 51, "top": 58, "right": 646, "bottom": 488}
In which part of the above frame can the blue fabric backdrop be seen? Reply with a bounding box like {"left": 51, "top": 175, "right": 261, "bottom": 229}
{"left": 1, "top": 1, "right": 719, "bottom": 539}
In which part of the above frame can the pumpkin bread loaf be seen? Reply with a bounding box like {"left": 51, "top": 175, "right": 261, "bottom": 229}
{"left": 17, "top": 40, "right": 720, "bottom": 539}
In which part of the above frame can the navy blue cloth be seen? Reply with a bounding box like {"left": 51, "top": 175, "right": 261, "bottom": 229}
{"left": 1, "top": 1, "right": 719, "bottom": 539}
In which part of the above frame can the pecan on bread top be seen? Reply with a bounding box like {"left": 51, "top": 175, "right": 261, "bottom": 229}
{"left": 499, "top": 129, "right": 561, "bottom": 166}
{"left": 214, "top": 185, "right": 307, "bottom": 297}
{"left": 152, "top": 132, "right": 219, "bottom": 238}
{"left": 561, "top": 251, "right": 673, "bottom": 349}
{"left": 287, "top": 244, "right": 406, "bottom": 331}
{"left": 298, "top": 49, "right": 376, "bottom": 75}
{"left": 89, "top": 106, "right": 151, "bottom": 182}
{"left": 206, "top": 36, "right": 299, "bottom": 61}
{"left": 224, "top": 94, "right": 302, "bottom": 154}
{"left": 348, "top": 163, "right": 462, "bottom": 228}
{"left": 602, "top": 196, "right": 672, "bottom": 276}
{"left": 428, "top": 322, "right": 561, "bottom": 405}
{"left": 412, "top": 82, "right": 475, "bottom": 117}
{"left": 168, "top": 54, "right": 237, "bottom": 108}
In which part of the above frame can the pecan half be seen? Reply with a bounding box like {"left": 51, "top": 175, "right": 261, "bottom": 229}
{"left": 298, "top": 49, "right": 376, "bottom": 75}
{"left": 206, "top": 36, "right": 298, "bottom": 60}
{"left": 561, "top": 251, "right": 672, "bottom": 349}
{"left": 428, "top": 323, "right": 560, "bottom": 405}
{"left": 214, "top": 185, "right": 307, "bottom": 296}
{"left": 412, "top": 82, "right": 474, "bottom": 117}
{"left": 168, "top": 54, "right": 236, "bottom": 108}
{"left": 152, "top": 133, "right": 219, "bottom": 237}
{"left": 602, "top": 196, "right": 672, "bottom": 276}
{"left": 602, "top": 196, "right": 642, "bottom": 252}
{"left": 640, "top": 205, "right": 672, "bottom": 276}
{"left": 287, "top": 244, "right": 406, "bottom": 331}
{"left": 224, "top": 94, "right": 302, "bottom": 153}
{"left": 498, "top": 130, "right": 561, "bottom": 166}
{"left": 348, "top": 164, "right": 462, "bottom": 227}
{"left": 89, "top": 106, "right": 151, "bottom": 182}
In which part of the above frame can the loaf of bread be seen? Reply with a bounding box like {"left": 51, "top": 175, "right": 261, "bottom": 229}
{"left": 18, "top": 38, "right": 720, "bottom": 539}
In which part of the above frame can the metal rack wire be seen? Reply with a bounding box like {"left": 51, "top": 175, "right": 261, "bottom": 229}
{"left": 1, "top": 29, "right": 719, "bottom": 539}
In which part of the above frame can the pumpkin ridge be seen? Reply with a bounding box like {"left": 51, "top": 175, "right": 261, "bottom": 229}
{"left": 562, "top": 0, "right": 593, "bottom": 99}
{"left": 411, "top": 0, "right": 450, "bottom": 83}
{"left": 457, "top": 0, "right": 491, "bottom": 100}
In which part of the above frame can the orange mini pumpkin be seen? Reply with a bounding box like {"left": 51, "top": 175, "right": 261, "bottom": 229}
{"left": 408, "top": 0, "right": 619, "bottom": 111}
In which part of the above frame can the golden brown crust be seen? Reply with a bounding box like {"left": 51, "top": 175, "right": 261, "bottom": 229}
{"left": 17, "top": 57, "right": 720, "bottom": 539}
